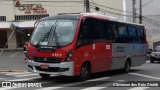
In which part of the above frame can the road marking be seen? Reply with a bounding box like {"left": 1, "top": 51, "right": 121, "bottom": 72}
{"left": 0, "top": 70, "right": 27, "bottom": 72}
{"left": 81, "top": 87, "right": 106, "bottom": 90}
{"left": 3, "top": 72, "right": 31, "bottom": 75}
{"left": 117, "top": 80, "right": 125, "bottom": 81}
{"left": 10, "top": 51, "right": 20, "bottom": 57}
{"left": 87, "top": 77, "right": 110, "bottom": 82}
{"left": 6, "top": 77, "right": 40, "bottom": 81}
{"left": 15, "top": 73, "right": 38, "bottom": 77}
{"left": 128, "top": 87, "right": 149, "bottom": 90}
{"left": 36, "top": 87, "right": 63, "bottom": 90}
{"left": 146, "top": 60, "right": 150, "bottom": 63}
{"left": 0, "top": 50, "right": 4, "bottom": 56}
{"left": 0, "top": 78, "right": 5, "bottom": 80}
{"left": 36, "top": 77, "right": 110, "bottom": 90}
{"left": 129, "top": 73, "right": 160, "bottom": 80}
{"left": 0, "top": 87, "right": 19, "bottom": 90}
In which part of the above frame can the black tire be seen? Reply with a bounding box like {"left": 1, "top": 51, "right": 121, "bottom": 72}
{"left": 123, "top": 60, "right": 131, "bottom": 73}
{"left": 39, "top": 73, "right": 50, "bottom": 78}
{"left": 79, "top": 63, "right": 90, "bottom": 81}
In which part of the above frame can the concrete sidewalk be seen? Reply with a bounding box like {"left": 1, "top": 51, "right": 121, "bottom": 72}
{"left": 0, "top": 50, "right": 27, "bottom": 72}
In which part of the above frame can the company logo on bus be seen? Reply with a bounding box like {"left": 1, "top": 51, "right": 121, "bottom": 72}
{"left": 44, "top": 58, "right": 47, "bottom": 61}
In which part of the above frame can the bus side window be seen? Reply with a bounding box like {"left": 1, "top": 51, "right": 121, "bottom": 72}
{"left": 111, "top": 24, "right": 117, "bottom": 43}
{"left": 116, "top": 24, "right": 128, "bottom": 43}
{"left": 128, "top": 26, "right": 138, "bottom": 43}
{"left": 139, "top": 27, "right": 146, "bottom": 43}
{"left": 77, "top": 18, "right": 92, "bottom": 46}
{"left": 105, "top": 21, "right": 113, "bottom": 42}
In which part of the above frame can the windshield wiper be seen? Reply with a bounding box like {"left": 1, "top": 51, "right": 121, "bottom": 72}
{"left": 54, "top": 32, "right": 60, "bottom": 48}
{"left": 35, "top": 31, "right": 50, "bottom": 47}
{"left": 36, "top": 21, "right": 57, "bottom": 47}
{"left": 50, "top": 22, "right": 60, "bottom": 48}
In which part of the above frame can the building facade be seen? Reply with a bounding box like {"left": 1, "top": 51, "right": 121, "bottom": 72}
{"left": 0, "top": 0, "right": 125, "bottom": 49}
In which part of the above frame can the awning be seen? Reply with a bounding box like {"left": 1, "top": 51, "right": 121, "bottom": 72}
{"left": 0, "top": 21, "right": 36, "bottom": 30}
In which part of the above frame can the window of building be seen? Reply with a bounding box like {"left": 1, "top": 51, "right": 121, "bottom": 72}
{"left": 0, "top": 16, "right": 6, "bottom": 21}
{"left": 0, "top": 30, "right": 7, "bottom": 48}
{"left": 15, "top": 14, "right": 49, "bottom": 21}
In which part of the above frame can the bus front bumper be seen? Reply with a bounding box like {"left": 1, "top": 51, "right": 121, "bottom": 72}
{"left": 27, "top": 60, "right": 74, "bottom": 76}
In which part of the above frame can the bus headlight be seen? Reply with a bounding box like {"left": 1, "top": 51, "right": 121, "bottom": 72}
{"left": 65, "top": 51, "right": 74, "bottom": 62}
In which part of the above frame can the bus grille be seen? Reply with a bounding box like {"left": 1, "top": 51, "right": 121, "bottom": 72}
{"left": 35, "top": 66, "right": 60, "bottom": 72}
{"left": 33, "top": 57, "right": 61, "bottom": 63}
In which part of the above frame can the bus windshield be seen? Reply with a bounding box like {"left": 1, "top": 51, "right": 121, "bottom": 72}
{"left": 30, "top": 19, "right": 78, "bottom": 47}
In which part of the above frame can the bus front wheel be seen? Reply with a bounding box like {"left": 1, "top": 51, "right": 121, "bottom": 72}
{"left": 79, "top": 63, "right": 91, "bottom": 81}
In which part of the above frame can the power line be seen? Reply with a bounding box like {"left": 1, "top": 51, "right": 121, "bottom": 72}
{"left": 89, "top": 2, "right": 133, "bottom": 14}
{"left": 143, "top": 19, "right": 160, "bottom": 27}
{"left": 136, "top": 0, "right": 154, "bottom": 10}
{"left": 143, "top": 16, "right": 160, "bottom": 25}
{"left": 90, "top": 5, "right": 128, "bottom": 16}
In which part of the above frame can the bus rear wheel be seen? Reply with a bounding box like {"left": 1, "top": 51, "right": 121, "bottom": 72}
{"left": 39, "top": 73, "right": 50, "bottom": 78}
{"left": 123, "top": 60, "right": 131, "bottom": 73}
{"left": 79, "top": 63, "right": 90, "bottom": 81}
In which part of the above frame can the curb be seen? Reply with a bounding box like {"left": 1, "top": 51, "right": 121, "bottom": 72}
{"left": 0, "top": 70, "right": 27, "bottom": 72}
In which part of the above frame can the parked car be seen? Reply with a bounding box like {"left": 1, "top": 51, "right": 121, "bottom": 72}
{"left": 150, "top": 46, "right": 160, "bottom": 63}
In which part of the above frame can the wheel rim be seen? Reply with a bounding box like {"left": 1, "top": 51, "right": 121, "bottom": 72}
{"left": 81, "top": 64, "right": 89, "bottom": 79}
{"left": 127, "top": 64, "right": 130, "bottom": 72}
{"left": 126, "top": 62, "right": 130, "bottom": 72}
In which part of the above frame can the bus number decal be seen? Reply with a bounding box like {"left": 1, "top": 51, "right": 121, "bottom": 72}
{"left": 59, "top": 22, "right": 72, "bottom": 26}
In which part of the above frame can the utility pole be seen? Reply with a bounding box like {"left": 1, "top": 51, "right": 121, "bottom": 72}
{"left": 132, "top": 0, "right": 136, "bottom": 23}
{"left": 139, "top": 0, "right": 142, "bottom": 24}
{"left": 84, "top": 0, "right": 90, "bottom": 12}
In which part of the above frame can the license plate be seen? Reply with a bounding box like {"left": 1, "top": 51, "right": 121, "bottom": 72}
{"left": 40, "top": 64, "right": 49, "bottom": 69}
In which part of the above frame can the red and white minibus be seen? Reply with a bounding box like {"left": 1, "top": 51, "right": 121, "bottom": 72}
{"left": 24, "top": 13, "right": 147, "bottom": 80}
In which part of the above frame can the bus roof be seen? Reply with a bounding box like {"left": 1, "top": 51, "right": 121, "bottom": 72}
{"left": 41, "top": 13, "right": 144, "bottom": 27}
{"left": 80, "top": 13, "right": 144, "bottom": 27}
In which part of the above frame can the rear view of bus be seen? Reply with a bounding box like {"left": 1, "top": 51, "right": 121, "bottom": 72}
{"left": 24, "top": 13, "right": 147, "bottom": 81}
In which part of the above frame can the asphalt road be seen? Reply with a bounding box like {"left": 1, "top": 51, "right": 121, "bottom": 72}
{"left": 0, "top": 61, "right": 160, "bottom": 90}
{"left": 0, "top": 50, "right": 26, "bottom": 71}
